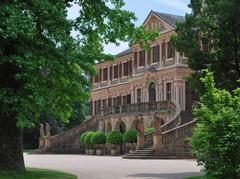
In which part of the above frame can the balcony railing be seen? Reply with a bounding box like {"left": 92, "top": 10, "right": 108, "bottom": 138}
{"left": 49, "top": 100, "right": 181, "bottom": 149}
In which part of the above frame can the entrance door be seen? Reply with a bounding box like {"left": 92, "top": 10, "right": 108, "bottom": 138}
{"left": 148, "top": 82, "right": 156, "bottom": 102}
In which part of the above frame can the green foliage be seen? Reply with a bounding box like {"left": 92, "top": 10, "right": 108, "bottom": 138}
{"left": 144, "top": 128, "right": 155, "bottom": 136}
{"left": 190, "top": 69, "right": 240, "bottom": 178}
{"left": 0, "top": 0, "right": 158, "bottom": 128}
{"left": 80, "top": 131, "right": 89, "bottom": 144}
{"left": 84, "top": 131, "right": 95, "bottom": 145}
{"left": 172, "top": 0, "right": 240, "bottom": 93}
{"left": 107, "top": 130, "right": 123, "bottom": 145}
{"left": 91, "top": 131, "right": 106, "bottom": 145}
{"left": 123, "top": 128, "right": 137, "bottom": 143}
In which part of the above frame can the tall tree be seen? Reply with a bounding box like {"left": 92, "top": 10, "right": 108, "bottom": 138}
{"left": 0, "top": 0, "right": 158, "bottom": 172}
{"left": 172, "top": 0, "right": 240, "bottom": 93}
{"left": 190, "top": 70, "right": 240, "bottom": 178}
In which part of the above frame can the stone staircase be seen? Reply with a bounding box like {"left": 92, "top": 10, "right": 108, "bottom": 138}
{"left": 37, "top": 100, "right": 196, "bottom": 158}
{"left": 123, "top": 149, "right": 176, "bottom": 159}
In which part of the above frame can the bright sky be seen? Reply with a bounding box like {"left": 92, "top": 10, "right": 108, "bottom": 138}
{"left": 68, "top": 0, "right": 191, "bottom": 55}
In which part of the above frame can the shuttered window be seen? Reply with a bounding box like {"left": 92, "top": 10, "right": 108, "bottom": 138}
{"left": 99, "top": 69, "right": 102, "bottom": 82}
{"left": 103, "top": 67, "right": 108, "bottom": 81}
{"left": 113, "top": 65, "right": 118, "bottom": 79}
{"left": 134, "top": 52, "right": 138, "bottom": 68}
{"left": 152, "top": 45, "right": 160, "bottom": 63}
{"left": 128, "top": 60, "right": 132, "bottom": 76}
{"left": 162, "top": 42, "right": 166, "bottom": 60}
{"left": 123, "top": 62, "right": 128, "bottom": 76}
{"left": 167, "top": 42, "right": 173, "bottom": 59}
{"left": 109, "top": 66, "right": 113, "bottom": 80}
{"left": 127, "top": 94, "right": 131, "bottom": 104}
{"left": 139, "top": 50, "right": 145, "bottom": 67}
{"left": 119, "top": 63, "right": 122, "bottom": 78}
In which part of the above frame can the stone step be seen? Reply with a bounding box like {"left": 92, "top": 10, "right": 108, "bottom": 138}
{"left": 122, "top": 155, "right": 177, "bottom": 159}
{"left": 129, "top": 149, "right": 154, "bottom": 152}
{"left": 129, "top": 151, "right": 155, "bottom": 155}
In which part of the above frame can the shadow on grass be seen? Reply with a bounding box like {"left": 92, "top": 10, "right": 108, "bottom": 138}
{"left": 127, "top": 172, "right": 203, "bottom": 179}
{"left": 0, "top": 168, "right": 77, "bottom": 179}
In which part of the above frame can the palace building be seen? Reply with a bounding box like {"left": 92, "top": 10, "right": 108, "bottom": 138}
{"left": 38, "top": 11, "right": 197, "bottom": 158}
{"left": 89, "top": 11, "right": 196, "bottom": 133}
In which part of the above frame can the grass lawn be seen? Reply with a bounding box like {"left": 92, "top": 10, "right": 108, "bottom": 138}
{"left": 184, "top": 176, "right": 216, "bottom": 179}
{"left": 0, "top": 168, "right": 77, "bottom": 179}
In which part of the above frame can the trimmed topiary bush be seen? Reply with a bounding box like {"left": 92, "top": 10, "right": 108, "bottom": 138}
{"left": 123, "top": 128, "right": 137, "bottom": 143}
{"left": 91, "top": 131, "right": 106, "bottom": 145}
{"left": 84, "top": 131, "right": 95, "bottom": 145}
{"left": 80, "top": 131, "right": 89, "bottom": 144}
{"left": 107, "top": 130, "right": 123, "bottom": 145}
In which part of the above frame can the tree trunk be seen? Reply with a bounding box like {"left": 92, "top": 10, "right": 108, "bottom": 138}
{"left": 0, "top": 114, "right": 25, "bottom": 172}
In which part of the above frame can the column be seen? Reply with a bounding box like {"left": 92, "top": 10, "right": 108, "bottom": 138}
{"left": 136, "top": 116, "right": 145, "bottom": 150}
{"left": 152, "top": 114, "right": 164, "bottom": 154}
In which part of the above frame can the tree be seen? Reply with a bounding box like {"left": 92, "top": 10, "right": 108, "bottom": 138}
{"left": 172, "top": 0, "right": 240, "bottom": 93}
{"left": 0, "top": 0, "right": 158, "bottom": 172}
{"left": 190, "top": 69, "right": 240, "bottom": 178}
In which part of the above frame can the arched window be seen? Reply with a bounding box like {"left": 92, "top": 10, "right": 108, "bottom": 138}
{"left": 148, "top": 82, "right": 156, "bottom": 102}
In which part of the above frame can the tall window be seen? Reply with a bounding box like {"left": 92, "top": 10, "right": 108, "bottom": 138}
{"left": 167, "top": 42, "right": 173, "bottom": 59}
{"left": 123, "top": 62, "right": 128, "bottom": 76}
{"left": 161, "top": 42, "right": 166, "bottom": 60}
{"left": 113, "top": 65, "right": 118, "bottom": 79}
{"left": 122, "top": 95, "right": 127, "bottom": 105}
{"left": 152, "top": 45, "right": 160, "bottom": 63}
{"left": 113, "top": 97, "right": 117, "bottom": 106}
{"left": 94, "top": 75, "right": 98, "bottom": 83}
{"left": 137, "top": 88, "right": 141, "bottom": 103}
{"left": 166, "top": 83, "right": 172, "bottom": 101}
{"left": 139, "top": 50, "right": 145, "bottom": 67}
{"left": 127, "top": 94, "right": 131, "bottom": 104}
{"left": 102, "top": 99, "right": 107, "bottom": 109}
{"left": 103, "top": 68, "right": 108, "bottom": 81}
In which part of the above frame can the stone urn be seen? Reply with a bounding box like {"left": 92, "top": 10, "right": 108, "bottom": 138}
{"left": 89, "top": 149, "right": 96, "bottom": 155}
{"left": 85, "top": 149, "right": 90, "bottom": 155}
{"left": 96, "top": 149, "right": 103, "bottom": 156}
{"left": 110, "top": 149, "right": 118, "bottom": 156}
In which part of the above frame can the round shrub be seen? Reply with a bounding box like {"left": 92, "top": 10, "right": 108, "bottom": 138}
{"left": 80, "top": 131, "right": 89, "bottom": 144}
{"left": 84, "top": 131, "right": 95, "bottom": 145}
{"left": 91, "top": 131, "right": 106, "bottom": 145}
{"left": 107, "top": 130, "right": 123, "bottom": 145}
{"left": 123, "top": 128, "right": 137, "bottom": 143}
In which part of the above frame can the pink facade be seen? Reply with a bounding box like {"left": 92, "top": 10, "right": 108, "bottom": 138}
{"left": 90, "top": 11, "right": 194, "bottom": 116}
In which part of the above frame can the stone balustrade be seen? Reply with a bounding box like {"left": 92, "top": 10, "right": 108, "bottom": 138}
{"left": 39, "top": 100, "right": 184, "bottom": 153}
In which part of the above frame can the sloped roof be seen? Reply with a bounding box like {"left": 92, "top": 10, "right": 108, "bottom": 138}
{"left": 116, "top": 48, "right": 133, "bottom": 57}
{"left": 153, "top": 11, "right": 185, "bottom": 27}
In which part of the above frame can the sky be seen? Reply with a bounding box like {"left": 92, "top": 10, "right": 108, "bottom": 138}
{"left": 68, "top": 0, "right": 191, "bottom": 55}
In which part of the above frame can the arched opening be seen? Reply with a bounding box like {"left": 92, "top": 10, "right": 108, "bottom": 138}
{"left": 115, "top": 121, "right": 126, "bottom": 133}
{"left": 107, "top": 122, "right": 112, "bottom": 132}
{"left": 148, "top": 82, "right": 156, "bottom": 102}
{"left": 131, "top": 120, "right": 137, "bottom": 129}
{"left": 151, "top": 118, "right": 165, "bottom": 128}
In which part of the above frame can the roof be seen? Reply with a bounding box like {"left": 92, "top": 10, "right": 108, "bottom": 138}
{"left": 116, "top": 48, "right": 133, "bottom": 58}
{"left": 153, "top": 11, "right": 185, "bottom": 27}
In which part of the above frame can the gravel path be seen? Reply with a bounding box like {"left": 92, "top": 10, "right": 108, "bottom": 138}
{"left": 24, "top": 154, "right": 202, "bottom": 179}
